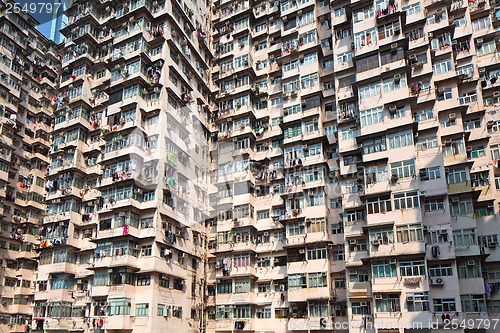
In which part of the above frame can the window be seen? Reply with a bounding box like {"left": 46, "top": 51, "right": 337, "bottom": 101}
{"left": 353, "top": 5, "right": 374, "bottom": 22}
{"left": 478, "top": 234, "right": 499, "bottom": 247}
{"left": 108, "top": 298, "right": 131, "bottom": 315}
{"left": 363, "top": 136, "right": 387, "bottom": 154}
{"left": 468, "top": 146, "right": 486, "bottom": 159}
{"left": 372, "top": 260, "right": 397, "bottom": 278}
{"left": 289, "top": 222, "right": 305, "bottom": 236}
{"left": 257, "top": 210, "right": 269, "bottom": 220}
{"left": 457, "top": 260, "right": 481, "bottom": 278}
{"left": 308, "top": 272, "right": 327, "bottom": 288}
{"left": 388, "top": 130, "right": 413, "bottom": 149}
{"left": 309, "top": 301, "right": 329, "bottom": 317}
{"left": 433, "top": 298, "right": 456, "bottom": 312}
{"left": 450, "top": 199, "right": 473, "bottom": 216}
{"left": 349, "top": 239, "right": 367, "bottom": 252}
{"left": 414, "top": 109, "right": 434, "bottom": 122}
{"left": 367, "top": 196, "right": 391, "bottom": 214}
{"left": 257, "top": 307, "right": 272, "bottom": 319}
{"left": 357, "top": 54, "right": 379, "bottom": 73}
{"left": 352, "top": 302, "right": 371, "bottom": 315}
{"left": 344, "top": 210, "right": 364, "bottom": 224}
{"left": 301, "top": 73, "right": 318, "bottom": 89}
{"left": 234, "top": 279, "right": 251, "bottom": 293}
{"left": 407, "top": 292, "right": 429, "bottom": 311}
{"left": 359, "top": 82, "right": 381, "bottom": 99}
{"left": 136, "top": 275, "right": 150, "bottom": 286}
{"left": 437, "top": 88, "right": 453, "bottom": 101}
{"left": 424, "top": 199, "right": 445, "bottom": 212}
{"left": 383, "top": 74, "right": 407, "bottom": 93}
{"left": 217, "top": 280, "right": 232, "bottom": 294}
{"left": 461, "top": 295, "right": 486, "bottom": 312}
{"left": 360, "top": 107, "right": 383, "bottom": 127}
{"left": 403, "top": 3, "right": 421, "bottom": 15}
{"left": 396, "top": 224, "right": 424, "bottom": 243}
{"left": 447, "top": 168, "right": 467, "bottom": 184}
{"left": 354, "top": 28, "right": 377, "bottom": 48}
{"left": 331, "top": 223, "right": 343, "bottom": 234}
{"left": 440, "top": 115, "right": 456, "bottom": 128}
{"left": 487, "top": 300, "right": 500, "bottom": 313}
{"left": 307, "top": 248, "right": 327, "bottom": 260}
{"left": 159, "top": 275, "right": 170, "bottom": 288}
{"left": 399, "top": 260, "right": 425, "bottom": 276}
{"left": 472, "top": 16, "right": 491, "bottom": 31}
{"left": 369, "top": 229, "right": 394, "bottom": 245}
{"left": 427, "top": 229, "right": 449, "bottom": 244}
{"left": 378, "top": 20, "right": 400, "bottom": 39}
{"left": 335, "top": 278, "right": 346, "bottom": 289}
{"left": 393, "top": 191, "right": 419, "bottom": 210}
{"left": 429, "top": 264, "right": 453, "bottom": 277}
{"left": 420, "top": 166, "right": 441, "bottom": 181}
{"left": 433, "top": 58, "right": 453, "bottom": 74}
{"left": 342, "top": 127, "right": 358, "bottom": 140}
{"left": 337, "top": 51, "right": 353, "bottom": 63}
{"left": 141, "top": 245, "right": 152, "bottom": 257}
{"left": 288, "top": 273, "right": 307, "bottom": 289}
{"left": 306, "top": 218, "right": 326, "bottom": 233}
{"left": 135, "top": 303, "right": 149, "bottom": 316}
{"left": 417, "top": 137, "right": 438, "bottom": 151}
{"left": 476, "top": 40, "right": 496, "bottom": 56}
{"left": 453, "top": 229, "right": 477, "bottom": 248}
{"left": 391, "top": 160, "right": 415, "bottom": 178}
{"left": 376, "top": 294, "right": 400, "bottom": 312}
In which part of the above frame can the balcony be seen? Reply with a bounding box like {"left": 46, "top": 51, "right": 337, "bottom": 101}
{"left": 288, "top": 286, "right": 330, "bottom": 302}
{"left": 92, "top": 255, "right": 139, "bottom": 270}
{"left": 216, "top": 319, "right": 255, "bottom": 331}
{"left": 348, "top": 281, "right": 372, "bottom": 295}
{"left": 345, "top": 250, "right": 368, "bottom": 267}
{"left": 106, "top": 315, "right": 132, "bottom": 330}
{"left": 344, "top": 220, "right": 366, "bottom": 238}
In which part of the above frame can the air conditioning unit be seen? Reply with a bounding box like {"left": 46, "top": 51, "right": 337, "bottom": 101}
{"left": 448, "top": 113, "right": 456, "bottom": 120}
{"left": 494, "top": 91, "right": 500, "bottom": 97}
{"left": 467, "top": 260, "right": 475, "bottom": 266}
{"left": 375, "top": 294, "right": 383, "bottom": 299}
{"left": 430, "top": 277, "right": 444, "bottom": 285}
{"left": 488, "top": 242, "right": 498, "bottom": 248}
{"left": 451, "top": 197, "right": 459, "bottom": 203}
{"left": 298, "top": 249, "right": 305, "bottom": 254}
{"left": 349, "top": 239, "right": 357, "bottom": 245}
{"left": 476, "top": 38, "right": 484, "bottom": 45}
{"left": 360, "top": 301, "right": 368, "bottom": 306}
{"left": 439, "top": 230, "right": 448, "bottom": 235}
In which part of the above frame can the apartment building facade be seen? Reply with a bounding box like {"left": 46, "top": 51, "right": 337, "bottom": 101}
{"left": 332, "top": 0, "right": 500, "bottom": 332}
{"left": 207, "top": 0, "right": 345, "bottom": 332}
{"left": 207, "top": 0, "right": 500, "bottom": 333}
{"left": 2, "top": 0, "right": 500, "bottom": 333}
{"left": 34, "top": 0, "right": 212, "bottom": 332}
{"left": 0, "top": 3, "right": 59, "bottom": 332}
